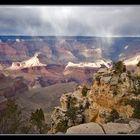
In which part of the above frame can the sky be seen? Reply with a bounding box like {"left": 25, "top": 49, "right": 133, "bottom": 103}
{"left": 0, "top": 5, "right": 140, "bottom": 36}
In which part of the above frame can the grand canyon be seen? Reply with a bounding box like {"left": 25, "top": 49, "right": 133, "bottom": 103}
{"left": 0, "top": 36, "right": 140, "bottom": 134}
{"left": 1, "top": 5, "right": 140, "bottom": 135}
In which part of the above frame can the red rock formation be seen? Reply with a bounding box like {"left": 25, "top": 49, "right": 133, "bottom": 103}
{"left": 0, "top": 73, "right": 28, "bottom": 98}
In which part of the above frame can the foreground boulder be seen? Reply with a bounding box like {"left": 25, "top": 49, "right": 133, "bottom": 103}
{"left": 102, "top": 123, "right": 132, "bottom": 134}
{"left": 66, "top": 121, "right": 140, "bottom": 134}
{"left": 66, "top": 123, "right": 104, "bottom": 134}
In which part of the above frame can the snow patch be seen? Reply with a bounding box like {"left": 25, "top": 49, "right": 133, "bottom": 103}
{"left": 16, "top": 39, "right": 20, "bottom": 42}
{"left": 65, "top": 59, "right": 112, "bottom": 69}
{"left": 119, "top": 53, "right": 123, "bottom": 57}
{"left": 95, "top": 48, "right": 102, "bottom": 53}
{"left": 124, "top": 45, "right": 128, "bottom": 50}
{"left": 9, "top": 52, "right": 46, "bottom": 70}
{"left": 124, "top": 55, "right": 140, "bottom": 66}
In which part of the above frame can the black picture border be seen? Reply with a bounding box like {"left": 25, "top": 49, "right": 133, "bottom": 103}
{"left": 0, "top": 0, "right": 140, "bottom": 5}
{"left": 0, "top": 0, "right": 140, "bottom": 139}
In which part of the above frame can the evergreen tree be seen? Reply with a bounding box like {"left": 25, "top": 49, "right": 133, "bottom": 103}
{"left": 137, "top": 61, "right": 140, "bottom": 67}
{"left": 113, "top": 61, "right": 126, "bottom": 74}
{"left": 82, "top": 85, "right": 89, "bottom": 96}
{"left": 30, "top": 108, "right": 47, "bottom": 133}
{"left": 107, "top": 109, "right": 119, "bottom": 122}
{"left": 0, "top": 99, "right": 25, "bottom": 133}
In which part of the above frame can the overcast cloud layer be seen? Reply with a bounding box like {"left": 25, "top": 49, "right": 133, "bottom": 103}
{"left": 0, "top": 6, "right": 140, "bottom": 36}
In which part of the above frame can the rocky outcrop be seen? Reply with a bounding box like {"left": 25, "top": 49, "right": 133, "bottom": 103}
{"left": 49, "top": 86, "right": 88, "bottom": 133}
{"left": 0, "top": 96, "right": 7, "bottom": 111}
{"left": 13, "top": 77, "right": 28, "bottom": 94}
{"left": 0, "top": 73, "right": 29, "bottom": 112}
{"left": 87, "top": 68, "right": 135, "bottom": 123}
{"left": 9, "top": 52, "right": 47, "bottom": 70}
{"left": 0, "top": 73, "right": 28, "bottom": 98}
{"left": 50, "top": 65, "right": 140, "bottom": 134}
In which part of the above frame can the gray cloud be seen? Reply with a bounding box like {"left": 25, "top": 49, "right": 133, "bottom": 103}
{"left": 0, "top": 6, "right": 140, "bottom": 36}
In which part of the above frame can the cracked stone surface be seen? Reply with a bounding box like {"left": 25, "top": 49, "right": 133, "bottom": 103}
{"left": 66, "top": 122, "right": 105, "bottom": 134}
{"left": 102, "top": 123, "right": 132, "bottom": 134}
{"left": 66, "top": 122, "right": 139, "bottom": 134}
